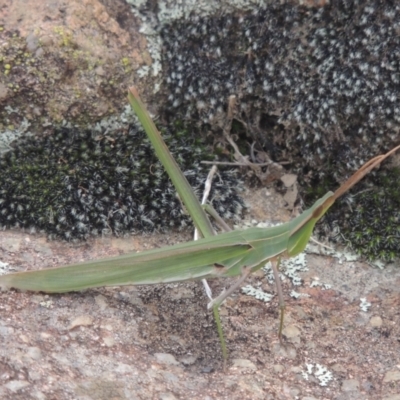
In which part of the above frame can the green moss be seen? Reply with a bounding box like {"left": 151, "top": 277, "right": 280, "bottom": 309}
{"left": 306, "top": 167, "right": 400, "bottom": 262}
{"left": 53, "top": 26, "right": 74, "bottom": 48}
{"left": 121, "top": 57, "right": 132, "bottom": 73}
{"left": 339, "top": 168, "right": 400, "bottom": 262}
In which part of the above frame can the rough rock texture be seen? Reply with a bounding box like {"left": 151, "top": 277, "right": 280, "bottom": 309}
{"left": 0, "top": 0, "right": 152, "bottom": 142}
{"left": 1, "top": 2, "right": 400, "bottom": 397}
{"left": 159, "top": 0, "right": 400, "bottom": 173}
{"left": 0, "top": 186, "right": 399, "bottom": 399}
{"left": 156, "top": 0, "right": 400, "bottom": 260}
{"left": 0, "top": 123, "right": 245, "bottom": 240}
{"left": 2, "top": 0, "right": 400, "bottom": 259}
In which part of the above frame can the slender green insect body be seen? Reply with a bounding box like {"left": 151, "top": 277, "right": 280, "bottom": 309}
{"left": 0, "top": 192, "right": 334, "bottom": 292}
{"left": 1, "top": 86, "right": 399, "bottom": 364}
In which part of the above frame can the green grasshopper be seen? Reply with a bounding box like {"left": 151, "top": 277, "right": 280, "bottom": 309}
{"left": 0, "top": 87, "right": 399, "bottom": 362}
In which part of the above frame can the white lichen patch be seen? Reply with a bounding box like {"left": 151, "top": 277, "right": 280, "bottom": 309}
{"left": 303, "top": 363, "right": 333, "bottom": 386}
{"left": 263, "top": 252, "right": 308, "bottom": 286}
{"left": 290, "top": 290, "right": 310, "bottom": 299}
{"left": 0, "top": 261, "right": 10, "bottom": 275}
{"left": 306, "top": 242, "right": 361, "bottom": 263}
{"left": 360, "top": 297, "right": 371, "bottom": 312}
{"left": 315, "top": 364, "right": 334, "bottom": 386}
{"left": 0, "top": 110, "right": 32, "bottom": 155}
{"left": 241, "top": 285, "right": 274, "bottom": 302}
{"left": 137, "top": 65, "right": 151, "bottom": 78}
{"left": 310, "top": 278, "right": 332, "bottom": 290}
{"left": 370, "top": 259, "right": 386, "bottom": 270}
{"left": 39, "top": 300, "right": 54, "bottom": 309}
{"left": 91, "top": 104, "right": 139, "bottom": 133}
{"left": 126, "top": 0, "right": 265, "bottom": 25}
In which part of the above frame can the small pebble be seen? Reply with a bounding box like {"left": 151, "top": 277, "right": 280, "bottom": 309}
{"left": 369, "top": 316, "right": 383, "bottom": 327}
{"left": 283, "top": 324, "right": 301, "bottom": 338}
{"left": 154, "top": 353, "right": 180, "bottom": 366}
{"left": 383, "top": 395, "right": 400, "bottom": 400}
{"left": 341, "top": 379, "right": 360, "bottom": 392}
{"left": 103, "top": 336, "right": 115, "bottom": 347}
{"left": 231, "top": 359, "right": 257, "bottom": 370}
{"left": 273, "top": 364, "right": 284, "bottom": 373}
{"left": 159, "top": 393, "right": 178, "bottom": 400}
{"left": 384, "top": 370, "right": 400, "bottom": 382}
{"left": 4, "top": 380, "right": 30, "bottom": 393}
{"left": 68, "top": 315, "right": 93, "bottom": 330}
{"left": 179, "top": 355, "right": 197, "bottom": 366}
{"left": 26, "top": 347, "right": 41, "bottom": 360}
{"left": 94, "top": 295, "right": 108, "bottom": 310}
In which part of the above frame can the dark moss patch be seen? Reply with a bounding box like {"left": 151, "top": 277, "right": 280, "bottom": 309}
{"left": 159, "top": 1, "right": 400, "bottom": 261}
{"left": 0, "top": 125, "right": 245, "bottom": 241}
{"left": 338, "top": 168, "right": 400, "bottom": 262}
{"left": 305, "top": 166, "right": 400, "bottom": 262}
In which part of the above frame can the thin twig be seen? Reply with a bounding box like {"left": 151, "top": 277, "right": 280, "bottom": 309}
{"left": 310, "top": 236, "right": 335, "bottom": 250}
{"left": 250, "top": 142, "right": 257, "bottom": 163}
{"left": 202, "top": 160, "right": 291, "bottom": 167}
{"left": 201, "top": 166, "right": 218, "bottom": 204}
{"left": 220, "top": 95, "right": 286, "bottom": 184}
{"left": 201, "top": 160, "right": 274, "bottom": 167}
{"left": 194, "top": 165, "right": 218, "bottom": 300}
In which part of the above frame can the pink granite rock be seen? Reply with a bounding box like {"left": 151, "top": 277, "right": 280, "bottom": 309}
{"left": 0, "top": 0, "right": 154, "bottom": 130}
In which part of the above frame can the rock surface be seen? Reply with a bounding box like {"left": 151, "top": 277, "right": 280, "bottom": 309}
{"left": 1, "top": 1, "right": 400, "bottom": 399}
{"left": 0, "top": 186, "right": 399, "bottom": 399}
{"left": 0, "top": 0, "right": 153, "bottom": 141}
